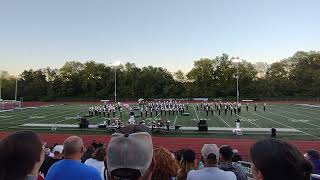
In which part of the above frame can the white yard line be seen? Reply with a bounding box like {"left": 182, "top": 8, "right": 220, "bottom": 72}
{"left": 251, "top": 111, "right": 320, "bottom": 140}
{"left": 10, "top": 108, "right": 80, "bottom": 125}
{"left": 0, "top": 109, "right": 60, "bottom": 122}
{"left": 250, "top": 111, "right": 291, "bottom": 128}
{"left": 273, "top": 106, "right": 319, "bottom": 121}
{"left": 173, "top": 115, "right": 178, "bottom": 126}
{"left": 288, "top": 105, "right": 320, "bottom": 116}
{"left": 192, "top": 105, "right": 200, "bottom": 121}
{"left": 267, "top": 110, "right": 320, "bottom": 128}
{"left": 235, "top": 113, "right": 262, "bottom": 128}
{"left": 212, "top": 111, "right": 232, "bottom": 127}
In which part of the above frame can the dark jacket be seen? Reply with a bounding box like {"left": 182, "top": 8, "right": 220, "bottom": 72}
{"left": 219, "top": 162, "right": 247, "bottom": 180}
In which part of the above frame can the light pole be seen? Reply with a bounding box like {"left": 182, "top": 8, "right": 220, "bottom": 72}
{"left": 111, "top": 61, "right": 121, "bottom": 103}
{"left": 114, "top": 66, "right": 117, "bottom": 103}
{"left": 231, "top": 57, "right": 240, "bottom": 105}
{"left": 15, "top": 76, "right": 18, "bottom": 101}
{"left": 0, "top": 73, "right": 2, "bottom": 100}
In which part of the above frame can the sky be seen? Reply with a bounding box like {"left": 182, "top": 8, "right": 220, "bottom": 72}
{"left": 0, "top": 0, "right": 319, "bottom": 75}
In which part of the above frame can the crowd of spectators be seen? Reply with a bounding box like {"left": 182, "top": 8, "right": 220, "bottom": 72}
{"left": 0, "top": 124, "right": 319, "bottom": 180}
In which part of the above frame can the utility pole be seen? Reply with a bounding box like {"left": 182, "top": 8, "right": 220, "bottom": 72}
{"left": 0, "top": 72, "right": 2, "bottom": 100}
{"left": 114, "top": 66, "right": 117, "bottom": 103}
{"left": 15, "top": 77, "right": 18, "bottom": 101}
{"left": 237, "top": 61, "right": 239, "bottom": 105}
{"left": 231, "top": 57, "right": 240, "bottom": 105}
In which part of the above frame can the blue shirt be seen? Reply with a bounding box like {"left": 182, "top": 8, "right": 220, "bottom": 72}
{"left": 46, "top": 159, "right": 102, "bottom": 180}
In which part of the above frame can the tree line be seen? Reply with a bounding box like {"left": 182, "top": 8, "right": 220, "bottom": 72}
{"left": 0, "top": 51, "right": 320, "bottom": 101}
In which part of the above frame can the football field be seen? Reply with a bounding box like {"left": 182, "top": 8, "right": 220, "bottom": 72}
{"left": 0, "top": 103, "right": 320, "bottom": 140}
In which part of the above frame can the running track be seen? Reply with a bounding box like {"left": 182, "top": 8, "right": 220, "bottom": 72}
{"left": 1, "top": 132, "right": 319, "bottom": 161}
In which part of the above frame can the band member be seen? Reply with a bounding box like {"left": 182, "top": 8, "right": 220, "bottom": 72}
{"left": 246, "top": 103, "right": 249, "bottom": 111}
{"left": 128, "top": 111, "right": 135, "bottom": 124}
{"left": 235, "top": 119, "right": 241, "bottom": 129}
{"left": 224, "top": 105, "right": 228, "bottom": 115}
{"left": 218, "top": 106, "right": 221, "bottom": 116}
{"left": 263, "top": 103, "right": 266, "bottom": 111}
{"left": 254, "top": 103, "right": 257, "bottom": 111}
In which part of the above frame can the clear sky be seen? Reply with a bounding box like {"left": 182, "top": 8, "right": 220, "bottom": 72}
{"left": 0, "top": 0, "right": 319, "bottom": 75}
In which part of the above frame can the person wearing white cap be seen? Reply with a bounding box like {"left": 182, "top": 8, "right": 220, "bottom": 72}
{"left": 106, "top": 124, "right": 155, "bottom": 180}
{"left": 39, "top": 145, "right": 64, "bottom": 177}
{"left": 187, "top": 144, "right": 236, "bottom": 180}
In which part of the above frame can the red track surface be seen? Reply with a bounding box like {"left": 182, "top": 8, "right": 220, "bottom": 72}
{"left": 1, "top": 132, "right": 320, "bottom": 161}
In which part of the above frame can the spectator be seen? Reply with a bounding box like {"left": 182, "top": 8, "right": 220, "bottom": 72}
{"left": 250, "top": 138, "right": 313, "bottom": 180}
{"left": 219, "top": 145, "right": 247, "bottom": 180}
{"left": 40, "top": 145, "right": 63, "bottom": 177}
{"left": 176, "top": 149, "right": 196, "bottom": 180}
{"left": 85, "top": 147, "right": 106, "bottom": 180}
{"left": 46, "top": 136, "right": 101, "bottom": 180}
{"left": 152, "top": 147, "right": 179, "bottom": 180}
{"left": 174, "top": 149, "right": 186, "bottom": 162}
{"left": 91, "top": 140, "right": 98, "bottom": 149}
{"left": 187, "top": 144, "right": 236, "bottom": 180}
{"left": 81, "top": 145, "right": 95, "bottom": 163}
{"left": 232, "top": 149, "right": 242, "bottom": 162}
{"left": 97, "top": 141, "right": 104, "bottom": 148}
{"left": 305, "top": 150, "right": 320, "bottom": 178}
{"left": 107, "top": 124, "right": 155, "bottom": 180}
{"left": 0, "top": 130, "right": 45, "bottom": 180}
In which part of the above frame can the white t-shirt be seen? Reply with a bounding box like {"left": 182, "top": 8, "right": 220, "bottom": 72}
{"left": 187, "top": 167, "right": 236, "bottom": 180}
{"left": 84, "top": 158, "right": 105, "bottom": 180}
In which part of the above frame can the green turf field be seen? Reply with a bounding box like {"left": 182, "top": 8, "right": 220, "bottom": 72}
{"left": 0, "top": 103, "right": 319, "bottom": 140}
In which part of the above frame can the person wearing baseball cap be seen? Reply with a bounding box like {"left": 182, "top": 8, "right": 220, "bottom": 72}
{"left": 106, "top": 124, "right": 155, "bottom": 180}
{"left": 187, "top": 144, "right": 236, "bottom": 180}
{"left": 40, "top": 145, "right": 64, "bottom": 177}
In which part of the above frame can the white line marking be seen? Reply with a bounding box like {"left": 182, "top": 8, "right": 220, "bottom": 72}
{"left": 192, "top": 105, "right": 200, "bottom": 121}
{"left": 250, "top": 111, "right": 320, "bottom": 140}
{"left": 212, "top": 111, "right": 232, "bottom": 127}
{"left": 173, "top": 116, "right": 178, "bottom": 126}
{"left": 267, "top": 110, "right": 320, "bottom": 128}
{"left": 273, "top": 106, "right": 320, "bottom": 121}
{"left": 235, "top": 113, "right": 261, "bottom": 128}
